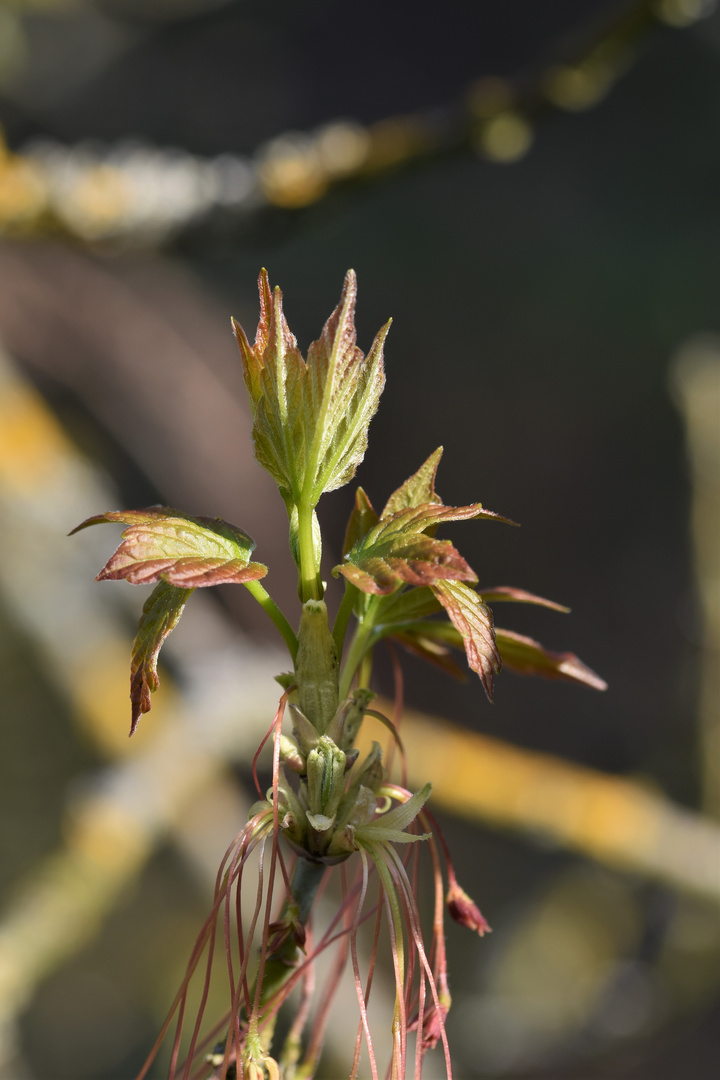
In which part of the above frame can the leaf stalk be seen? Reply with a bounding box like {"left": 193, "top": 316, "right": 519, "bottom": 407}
{"left": 244, "top": 579, "right": 299, "bottom": 661}
{"left": 332, "top": 580, "right": 357, "bottom": 658}
{"left": 297, "top": 502, "right": 322, "bottom": 602}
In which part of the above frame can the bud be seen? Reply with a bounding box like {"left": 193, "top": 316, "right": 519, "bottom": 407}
{"left": 267, "top": 902, "right": 306, "bottom": 954}
{"left": 279, "top": 734, "right": 305, "bottom": 773}
{"left": 327, "top": 785, "right": 378, "bottom": 857}
{"left": 306, "top": 736, "right": 347, "bottom": 823}
{"left": 446, "top": 880, "right": 491, "bottom": 936}
{"left": 412, "top": 994, "right": 451, "bottom": 1052}
{"left": 332, "top": 741, "right": 384, "bottom": 834}
{"left": 295, "top": 600, "right": 339, "bottom": 733}
{"left": 326, "top": 687, "right": 375, "bottom": 749}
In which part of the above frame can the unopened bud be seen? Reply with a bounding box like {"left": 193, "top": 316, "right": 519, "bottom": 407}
{"left": 306, "top": 736, "right": 346, "bottom": 821}
{"left": 446, "top": 880, "right": 491, "bottom": 936}
{"left": 326, "top": 687, "right": 375, "bottom": 748}
{"left": 353, "top": 741, "right": 385, "bottom": 792}
{"left": 295, "top": 600, "right": 339, "bottom": 732}
{"left": 279, "top": 733, "right": 305, "bottom": 773}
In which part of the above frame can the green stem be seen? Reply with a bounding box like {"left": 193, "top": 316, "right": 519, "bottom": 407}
{"left": 244, "top": 580, "right": 299, "bottom": 662}
{"left": 291, "top": 856, "right": 327, "bottom": 924}
{"left": 257, "top": 858, "right": 326, "bottom": 1011}
{"left": 358, "top": 649, "right": 374, "bottom": 691}
{"left": 338, "top": 619, "right": 376, "bottom": 700}
{"left": 297, "top": 503, "right": 322, "bottom": 602}
{"left": 332, "top": 580, "right": 356, "bottom": 658}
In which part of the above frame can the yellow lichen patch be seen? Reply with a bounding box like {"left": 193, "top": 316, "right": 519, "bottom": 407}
{"left": 68, "top": 641, "right": 173, "bottom": 757}
{"left": 0, "top": 156, "right": 47, "bottom": 230}
{"left": 64, "top": 798, "right": 149, "bottom": 875}
{"left": 0, "top": 380, "right": 77, "bottom": 492}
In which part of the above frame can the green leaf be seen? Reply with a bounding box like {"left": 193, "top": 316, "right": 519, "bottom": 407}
{"left": 250, "top": 283, "right": 307, "bottom": 499}
{"left": 302, "top": 270, "right": 389, "bottom": 503}
{"left": 71, "top": 507, "right": 267, "bottom": 587}
{"left": 371, "top": 586, "right": 466, "bottom": 675}
{"left": 355, "top": 782, "right": 433, "bottom": 845}
{"left": 381, "top": 446, "right": 443, "bottom": 517}
{"left": 495, "top": 628, "right": 608, "bottom": 690}
{"left": 374, "top": 584, "right": 441, "bottom": 626}
{"left": 342, "top": 487, "right": 379, "bottom": 557}
{"left": 334, "top": 501, "right": 507, "bottom": 596}
{"left": 232, "top": 270, "right": 390, "bottom": 507}
{"left": 431, "top": 579, "right": 500, "bottom": 700}
{"left": 129, "top": 581, "right": 193, "bottom": 735}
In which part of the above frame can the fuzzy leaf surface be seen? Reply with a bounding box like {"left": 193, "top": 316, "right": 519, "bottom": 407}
{"left": 130, "top": 581, "right": 193, "bottom": 735}
{"left": 381, "top": 446, "right": 443, "bottom": 517}
{"left": 250, "top": 282, "right": 307, "bottom": 498}
{"left": 72, "top": 508, "right": 267, "bottom": 587}
{"left": 495, "top": 629, "right": 607, "bottom": 690}
{"left": 302, "top": 270, "right": 389, "bottom": 502}
{"left": 231, "top": 268, "right": 272, "bottom": 414}
{"left": 233, "top": 270, "right": 389, "bottom": 505}
{"left": 335, "top": 501, "right": 507, "bottom": 596}
{"left": 342, "top": 487, "right": 379, "bottom": 557}
{"left": 431, "top": 579, "right": 500, "bottom": 699}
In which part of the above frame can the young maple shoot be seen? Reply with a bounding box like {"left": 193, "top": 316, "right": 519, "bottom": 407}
{"left": 72, "top": 270, "right": 605, "bottom": 1080}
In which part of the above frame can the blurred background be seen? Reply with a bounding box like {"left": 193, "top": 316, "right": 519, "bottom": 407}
{"left": 0, "top": 0, "right": 719, "bottom": 1077}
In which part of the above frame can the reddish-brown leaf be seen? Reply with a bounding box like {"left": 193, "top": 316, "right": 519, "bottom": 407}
{"left": 335, "top": 501, "right": 511, "bottom": 596}
{"left": 130, "top": 581, "right": 193, "bottom": 735}
{"left": 431, "top": 579, "right": 500, "bottom": 700}
{"left": 478, "top": 586, "right": 570, "bottom": 613}
{"left": 231, "top": 267, "right": 280, "bottom": 414}
{"left": 495, "top": 628, "right": 607, "bottom": 690}
{"left": 72, "top": 508, "right": 267, "bottom": 588}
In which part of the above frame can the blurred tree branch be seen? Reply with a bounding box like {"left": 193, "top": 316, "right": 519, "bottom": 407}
{"left": 671, "top": 338, "right": 720, "bottom": 819}
{"left": 0, "top": 0, "right": 715, "bottom": 246}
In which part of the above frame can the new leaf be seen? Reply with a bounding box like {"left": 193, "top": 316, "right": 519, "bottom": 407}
{"left": 494, "top": 629, "right": 608, "bottom": 690}
{"left": 381, "top": 446, "right": 443, "bottom": 517}
{"left": 71, "top": 507, "right": 268, "bottom": 732}
{"left": 130, "top": 581, "right": 193, "bottom": 735}
{"left": 431, "top": 580, "right": 500, "bottom": 699}
{"left": 232, "top": 269, "right": 389, "bottom": 508}
{"left": 72, "top": 508, "right": 267, "bottom": 587}
{"left": 334, "top": 501, "right": 509, "bottom": 596}
{"left": 302, "top": 270, "right": 389, "bottom": 503}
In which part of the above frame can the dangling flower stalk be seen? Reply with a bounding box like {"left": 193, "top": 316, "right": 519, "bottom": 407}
{"left": 72, "top": 269, "right": 606, "bottom": 1078}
